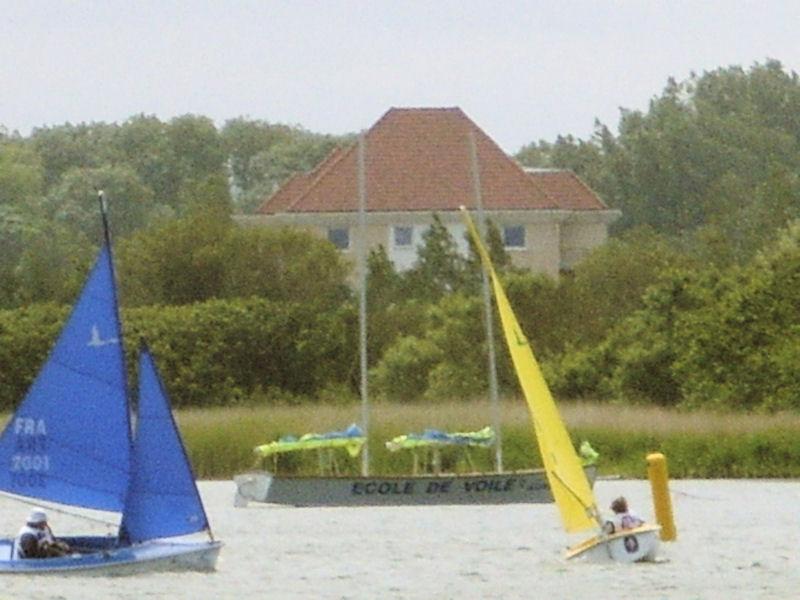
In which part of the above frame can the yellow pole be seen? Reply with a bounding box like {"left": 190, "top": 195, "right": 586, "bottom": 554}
{"left": 646, "top": 452, "right": 677, "bottom": 541}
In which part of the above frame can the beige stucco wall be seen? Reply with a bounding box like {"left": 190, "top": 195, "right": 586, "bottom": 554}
{"left": 559, "top": 211, "right": 619, "bottom": 272}
{"left": 511, "top": 221, "right": 561, "bottom": 279}
{"left": 235, "top": 207, "right": 620, "bottom": 282}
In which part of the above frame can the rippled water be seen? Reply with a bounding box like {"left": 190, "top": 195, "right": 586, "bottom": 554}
{"left": 1, "top": 479, "right": 798, "bottom": 599}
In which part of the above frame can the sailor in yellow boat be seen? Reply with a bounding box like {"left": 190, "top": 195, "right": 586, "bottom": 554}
{"left": 603, "top": 496, "right": 644, "bottom": 534}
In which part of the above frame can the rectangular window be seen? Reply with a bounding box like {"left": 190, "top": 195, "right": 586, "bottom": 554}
{"left": 503, "top": 225, "right": 525, "bottom": 248}
{"left": 327, "top": 227, "right": 350, "bottom": 250}
{"left": 393, "top": 226, "right": 412, "bottom": 248}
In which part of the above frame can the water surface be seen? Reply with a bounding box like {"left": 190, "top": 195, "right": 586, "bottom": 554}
{"left": 0, "top": 479, "right": 797, "bottom": 599}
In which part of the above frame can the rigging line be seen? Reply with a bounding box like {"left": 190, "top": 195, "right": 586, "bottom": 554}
{"left": 0, "top": 492, "right": 119, "bottom": 529}
{"left": 549, "top": 469, "right": 602, "bottom": 527}
{"left": 672, "top": 489, "right": 724, "bottom": 501}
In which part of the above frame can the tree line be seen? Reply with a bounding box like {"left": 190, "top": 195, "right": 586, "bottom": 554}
{"left": 2, "top": 59, "right": 800, "bottom": 412}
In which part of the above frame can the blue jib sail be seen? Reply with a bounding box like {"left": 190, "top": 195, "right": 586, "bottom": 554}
{"left": 0, "top": 244, "right": 132, "bottom": 511}
{"left": 119, "top": 345, "right": 209, "bottom": 543}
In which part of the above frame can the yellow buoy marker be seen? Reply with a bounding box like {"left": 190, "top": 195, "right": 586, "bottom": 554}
{"left": 646, "top": 452, "right": 676, "bottom": 541}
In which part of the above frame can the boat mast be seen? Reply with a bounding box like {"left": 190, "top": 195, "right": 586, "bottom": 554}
{"left": 97, "top": 189, "right": 112, "bottom": 248}
{"left": 96, "top": 189, "right": 135, "bottom": 447}
{"left": 469, "top": 131, "right": 503, "bottom": 473}
{"left": 357, "top": 133, "right": 370, "bottom": 477}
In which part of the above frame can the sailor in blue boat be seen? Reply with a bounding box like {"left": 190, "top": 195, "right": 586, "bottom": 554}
{"left": 603, "top": 496, "right": 644, "bottom": 534}
{"left": 14, "top": 508, "right": 71, "bottom": 559}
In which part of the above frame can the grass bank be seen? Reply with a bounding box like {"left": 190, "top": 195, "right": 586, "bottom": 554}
{"left": 177, "top": 399, "right": 800, "bottom": 479}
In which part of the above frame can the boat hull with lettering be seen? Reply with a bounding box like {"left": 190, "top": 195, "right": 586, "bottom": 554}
{"left": 233, "top": 466, "right": 596, "bottom": 507}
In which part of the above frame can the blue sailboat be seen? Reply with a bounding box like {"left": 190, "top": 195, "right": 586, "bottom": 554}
{"left": 0, "top": 197, "right": 221, "bottom": 573}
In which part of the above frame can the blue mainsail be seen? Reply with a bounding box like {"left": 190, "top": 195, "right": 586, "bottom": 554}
{"left": 0, "top": 244, "right": 132, "bottom": 511}
{"left": 120, "top": 345, "right": 210, "bottom": 543}
{"left": 0, "top": 198, "right": 220, "bottom": 573}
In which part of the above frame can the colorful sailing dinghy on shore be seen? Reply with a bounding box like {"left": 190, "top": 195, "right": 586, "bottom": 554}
{"left": 461, "top": 206, "right": 659, "bottom": 563}
{"left": 0, "top": 196, "right": 221, "bottom": 574}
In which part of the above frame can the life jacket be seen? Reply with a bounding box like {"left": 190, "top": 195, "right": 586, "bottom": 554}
{"left": 619, "top": 511, "right": 644, "bottom": 530}
{"left": 14, "top": 524, "right": 52, "bottom": 559}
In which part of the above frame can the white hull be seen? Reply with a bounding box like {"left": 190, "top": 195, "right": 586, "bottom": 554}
{"left": 565, "top": 524, "right": 661, "bottom": 563}
{"left": 0, "top": 536, "right": 222, "bottom": 575}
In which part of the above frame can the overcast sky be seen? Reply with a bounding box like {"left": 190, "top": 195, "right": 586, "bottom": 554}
{"left": 2, "top": 1, "right": 798, "bottom": 153}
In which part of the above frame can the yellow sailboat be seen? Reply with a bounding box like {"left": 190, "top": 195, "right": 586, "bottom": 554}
{"left": 461, "top": 207, "right": 660, "bottom": 563}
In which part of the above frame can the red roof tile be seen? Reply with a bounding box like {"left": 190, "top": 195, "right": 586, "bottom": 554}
{"left": 527, "top": 169, "right": 608, "bottom": 210}
{"left": 263, "top": 173, "right": 311, "bottom": 212}
{"left": 258, "top": 107, "right": 604, "bottom": 214}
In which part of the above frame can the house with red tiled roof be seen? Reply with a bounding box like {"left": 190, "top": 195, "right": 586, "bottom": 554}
{"left": 238, "top": 107, "right": 620, "bottom": 278}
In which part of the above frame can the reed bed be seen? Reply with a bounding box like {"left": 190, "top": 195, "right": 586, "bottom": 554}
{"left": 2, "top": 399, "right": 797, "bottom": 479}
{"left": 561, "top": 400, "right": 800, "bottom": 434}
{"left": 176, "top": 399, "right": 800, "bottom": 480}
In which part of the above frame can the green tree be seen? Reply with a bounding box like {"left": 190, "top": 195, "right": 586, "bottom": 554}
{"left": 44, "top": 166, "right": 156, "bottom": 241}
{"left": 596, "top": 61, "right": 800, "bottom": 239}
{"left": 220, "top": 117, "right": 296, "bottom": 210}
{"left": 363, "top": 245, "right": 427, "bottom": 362}
{"left": 127, "top": 297, "right": 353, "bottom": 405}
{"left": 13, "top": 222, "right": 94, "bottom": 306}
{"left": 605, "top": 273, "right": 700, "bottom": 406}
{"left": 28, "top": 122, "right": 117, "bottom": 187}
{"left": 403, "top": 213, "right": 467, "bottom": 301}
{"left": 116, "top": 211, "right": 232, "bottom": 306}
{"left": 0, "top": 303, "right": 69, "bottom": 409}
{"left": 0, "top": 140, "right": 44, "bottom": 207}
{"left": 221, "top": 225, "right": 349, "bottom": 308}
{"left": 242, "top": 132, "right": 344, "bottom": 213}
{"left": 423, "top": 293, "right": 490, "bottom": 402}
{"left": 0, "top": 206, "right": 37, "bottom": 307}
{"left": 112, "top": 114, "right": 175, "bottom": 209}
{"left": 370, "top": 335, "right": 442, "bottom": 402}
{"left": 166, "top": 115, "right": 230, "bottom": 215}
{"left": 559, "top": 226, "right": 696, "bottom": 347}
{"left": 674, "top": 220, "right": 800, "bottom": 411}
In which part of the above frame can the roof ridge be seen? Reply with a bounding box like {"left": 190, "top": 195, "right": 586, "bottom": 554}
{"left": 465, "top": 117, "right": 559, "bottom": 210}
{"left": 526, "top": 168, "right": 607, "bottom": 210}
{"left": 565, "top": 170, "right": 608, "bottom": 209}
{"left": 284, "top": 144, "right": 353, "bottom": 211}
{"left": 258, "top": 172, "right": 308, "bottom": 214}
{"left": 262, "top": 106, "right": 604, "bottom": 214}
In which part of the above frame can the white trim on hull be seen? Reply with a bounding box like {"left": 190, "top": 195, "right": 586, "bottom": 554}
{"left": 565, "top": 524, "right": 661, "bottom": 563}
{"left": 0, "top": 536, "right": 222, "bottom": 575}
{"left": 234, "top": 466, "right": 598, "bottom": 507}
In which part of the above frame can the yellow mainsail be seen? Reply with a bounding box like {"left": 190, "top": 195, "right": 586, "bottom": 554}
{"left": 462, "top": 208, "right": 599, "bottom": 533}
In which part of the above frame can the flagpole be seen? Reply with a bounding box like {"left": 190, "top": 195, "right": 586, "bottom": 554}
{"left": 357, "top": 133, "right": 370, "bottom": 477}
{"left": 469, "top": 131, "right": 503, "bottom": 473}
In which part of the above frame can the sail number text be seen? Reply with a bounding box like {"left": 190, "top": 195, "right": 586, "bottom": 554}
{"left": 9, "top": 417, "right": 49, "bottom": 487}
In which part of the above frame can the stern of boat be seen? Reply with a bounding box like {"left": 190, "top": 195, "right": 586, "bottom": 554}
{"left": 565, "top": 524, "right": 661, "bottom": 563}
{"left": 234, "top": 471, "right": 273, "bottom": 506}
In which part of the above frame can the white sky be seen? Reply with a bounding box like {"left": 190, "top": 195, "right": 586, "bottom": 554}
{"left": 2, "top": 1, "right": 798, "bottom": 153}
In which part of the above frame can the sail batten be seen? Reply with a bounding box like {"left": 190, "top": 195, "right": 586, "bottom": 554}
{"left": 462, "top": 208, "right": 598, "bottom": 534}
